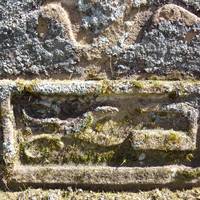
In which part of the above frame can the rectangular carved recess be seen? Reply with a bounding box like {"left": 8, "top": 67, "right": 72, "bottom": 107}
{"left": 2, "top": 80, "right": 200, "bottom": 189}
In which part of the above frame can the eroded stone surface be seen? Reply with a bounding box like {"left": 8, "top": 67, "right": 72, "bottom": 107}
{"left": 0, "top": 1, "right": 199, "bottom": 79}
{"left": 0, "top": 80, "right": 199, "bottom": 189}
{"left": 3, "top": 187, "right": 200, "bottom": 200}
{"left": 1, "top": 0, "right": 200, "bottom": 191}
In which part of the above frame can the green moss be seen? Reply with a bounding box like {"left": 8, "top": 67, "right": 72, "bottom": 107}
{"left": 101, "top": 80, "right": 112, "bottom": 95}
{"left": 25, "top": 80, "right": 40, "bottom": 93}
{"left": 22, "top": 128, "right": 32, "bottom": 137}
{"left": 81, "top": 113, "right": 94, "bottom": 131}
{"left": 16, "top": 79, "right": 41, "bottom": 93}
{"left": 85, "top": 68, "right": 107, "bottom": 80}
{"left": 152, "top": 81, "right": 162, "bottom": 89}
{"left": 20, "top": 130, "right": 118, "bottom": 165}
{"left": 175, "top": 169, "right": 200, "bottom": 182}
{"left": 186, "top": 153, "right": 194, "bottom": 162}
{"left": 63, "top": 145, "right": 116, "bottom": 165}
{"left": 20, "top": 131, "right": 195, "bottom": 166}
{"left": 21, "top": 135, "right": 64, "bottom": 164}
{"left": 149, "top": 75, "right": 160, "bottom": 80}
{"left": 167, "top": 132, "right": 181, "bottom": 144}
{"left": 70, "top": 127, "right": 119, "bottom": 164}
{"left": 95, "top": 122, "right": 104, "bottom": 132}
{"left": 179, "top": 83, "right": 188, "bottom": 97}
{"left": 16, "top": 80, "right": 26, "bottom": 93}
{"left": 135, "top": 107, "right": 144, "bottom": 114}
{"left": 132, "top": 80, "right": 144, "bottom": 89}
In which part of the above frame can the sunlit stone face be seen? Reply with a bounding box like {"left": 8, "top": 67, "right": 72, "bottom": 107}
{"left": 1, "top": 0, "right": 200, "bottom": 191}
{"left": 13, "top": 83, "right": 198, "bottom": 165}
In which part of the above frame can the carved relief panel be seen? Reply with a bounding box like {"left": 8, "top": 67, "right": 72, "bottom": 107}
{"left": 1, "top": 80, "right": 200, "bottom": 189}
{"left": 0, "top": 0, "right": 200, "bottom": 190}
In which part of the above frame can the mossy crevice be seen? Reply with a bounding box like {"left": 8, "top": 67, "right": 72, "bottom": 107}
{"left": 175, "top": 168, "right": 200, "bottom": 182}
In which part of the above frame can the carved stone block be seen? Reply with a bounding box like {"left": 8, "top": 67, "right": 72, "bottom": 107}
{"left": 1, "top": 0, "right": 200, "bottom": 191}
{"left": 0, "top": 80, "right": 200, "bottom": 189}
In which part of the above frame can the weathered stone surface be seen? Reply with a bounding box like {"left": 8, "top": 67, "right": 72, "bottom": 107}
{"left": 0, "top": 80, "right": 199, "bottom": 189}
{"left": 0, "top": 0, "right": 199, "bottom": 79}
{"left": 0, "top": 0, "right": 200, "bottom": 192}
{"left": 2, "top": 187, "right": 200, "bottom": 200}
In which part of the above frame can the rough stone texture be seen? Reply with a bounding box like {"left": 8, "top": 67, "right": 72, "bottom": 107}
{"left": 2, "top": 187, "right": 200, "bottom": 200}
{"left": 0, "top": 80, "right": 200, "bottom": 190}
{"left": 1, "top": 0, "right": 200, "bottom": 193}
{"left": 0, "top": 0, "right": 80, "bottom": 78}
{"left": 0, "top": 0, "right": 199, "bottom": 79}
{"left": 109, "top": 4, "right": 200, "bottom": 79}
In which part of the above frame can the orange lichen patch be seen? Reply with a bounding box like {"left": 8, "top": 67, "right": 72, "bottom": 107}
{"left": 153, "top": 4, "right": 200, "bottom": 26}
